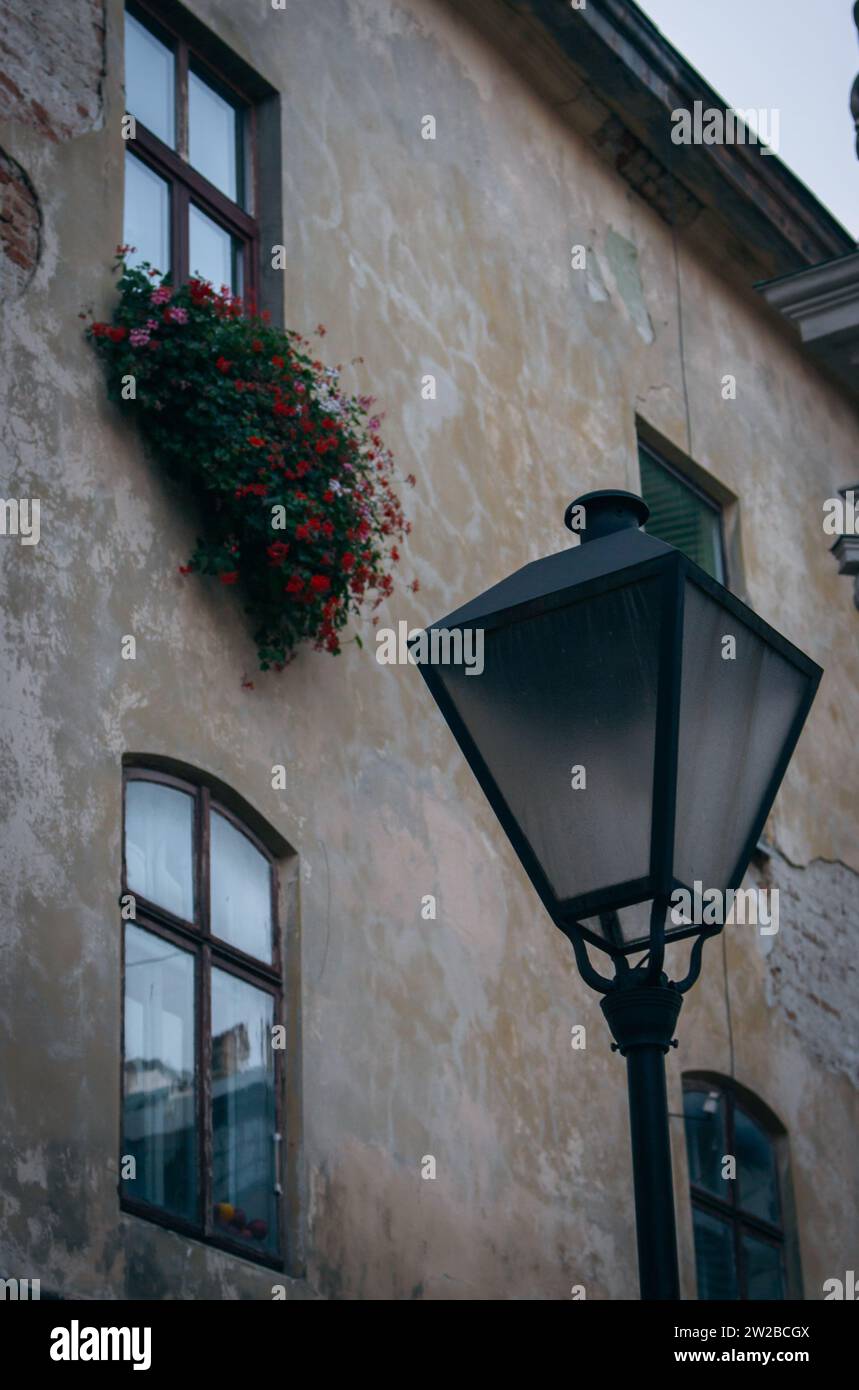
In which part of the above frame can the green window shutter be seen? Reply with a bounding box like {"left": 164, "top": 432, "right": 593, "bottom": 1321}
{"left": 639, "top": 447, "right": 725, "bottom": 582}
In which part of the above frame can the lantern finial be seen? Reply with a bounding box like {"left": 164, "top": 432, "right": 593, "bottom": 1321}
{"left": 566, "top": 489, "right": 650, "bottom": 542}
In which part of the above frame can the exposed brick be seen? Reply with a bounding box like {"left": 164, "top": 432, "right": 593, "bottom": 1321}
{"left": 0, "top": 0, "right": 105, "bottom": 141}
{"left": 592, "top": 113, "right": 702, "bottom": 228}
{"left": 0, "top": 147, "right": 40, "bottom": 297}
{"left": 764, "top": 851, "right": 859, "bottom": 1086}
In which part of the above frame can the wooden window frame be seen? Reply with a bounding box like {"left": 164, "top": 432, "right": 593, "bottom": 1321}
{"left": 125, "top": 0, "right": 259, "bottom": 302}
{"left": 684, "top": 1080, "right": 786, "bottom": 1300}
{"left": 120, "top": 767, "right": 285, "bottom": 1271}
{"left": 638, "top": 441, "right": 729, "bottom": 585}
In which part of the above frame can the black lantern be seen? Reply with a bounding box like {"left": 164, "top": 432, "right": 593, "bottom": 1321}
{"left": 415, "top": 489, "right": 821, "bottom": 1298}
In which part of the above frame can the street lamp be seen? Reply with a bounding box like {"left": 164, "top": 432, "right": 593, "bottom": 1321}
{"left": 414, "top": 489, "right": 821, "bottom": 1300}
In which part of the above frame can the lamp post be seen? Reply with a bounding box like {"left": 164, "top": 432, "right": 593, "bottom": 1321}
{"left": 414, "top": 489, "right": 821, "bottom": 1300}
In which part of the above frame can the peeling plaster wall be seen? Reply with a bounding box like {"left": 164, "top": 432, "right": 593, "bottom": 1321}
{"left": 0, "top": 0, "right": 857, "bottom": 1300}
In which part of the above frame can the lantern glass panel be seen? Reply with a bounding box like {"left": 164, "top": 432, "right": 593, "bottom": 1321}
{"left": 435, "top": 577, "right": 663, "bottom": 903}
{"left": 578, "top": 899, "right": 654, "bottom": 947}
{"left": 674, "top": 580, "right": 809, "bottom": 894}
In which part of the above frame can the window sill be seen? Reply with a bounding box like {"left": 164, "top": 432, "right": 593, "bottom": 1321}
{"left": 120, "top": 1196, "right": 287, "bottom": 1274}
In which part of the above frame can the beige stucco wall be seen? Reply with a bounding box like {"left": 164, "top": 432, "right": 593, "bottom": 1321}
{"left": 0, "top": 0, "right": 856, "bottom": 1299}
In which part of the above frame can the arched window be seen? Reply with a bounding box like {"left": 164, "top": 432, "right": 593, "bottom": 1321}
{"left": 683, "top": 1077, "right": 796, "bottom": 1300}
{"left": 120, "top": 763, "right": 287, "bottom": 1268}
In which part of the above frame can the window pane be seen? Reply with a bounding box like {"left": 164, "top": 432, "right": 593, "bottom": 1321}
{"left": 189, "top": 70, "right": 240, "bottom": 201}
{"left": 211, "top": 970, "right": 279, "bottom": 1254}
{"left": 692, "top": 1206, "right": 739, "bottom": 1300}
{"left": 189, "top": 203, "right": 239, "bottom": 293}
{"left": 210, "top": 811, "right": 273, "bottom": 962}
{"left": 122, "top": 924, "right": 197, "bottom": 1221}
{"left": 735, "top": 1108, "right": 780, "bottom": 1224}
{"left": 742, "top": 1232, "right": 785, "bottom": 1299}
{"left": 125, "top": 11, "right": 175, "bottom": 147}
{"left": 125, "top": 779, "right": 194, "bottom": 920}
{"left": 639, "top": 448, "right": 724, "bottom": 582}
{"left": 684, "top": 1088, "right": 730, "bottom": 1199}
{"left": 124, "top": 151, "right": 171, "bottom": 277}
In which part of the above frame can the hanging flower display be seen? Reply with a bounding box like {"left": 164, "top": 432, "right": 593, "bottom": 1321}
{"left": 87, "top": 249, "right": 413, "bottom": 670}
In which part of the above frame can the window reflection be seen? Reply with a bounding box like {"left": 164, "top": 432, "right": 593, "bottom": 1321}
{"left": 692, "top": 1207, "right": 739, "bottom": 1300}
{"left": 683, "top": 1088, "right": 729, "bottom": 1199}
{"left": 125, "top": 779, "right": 193, "bottom": 920}
{"left": 189, "top": 204, "right": 239, "bottom": 293}
{"left": 125, "top": 10, "right": 176, "bottom": 148}
{"left": 122, "top": 925, "right": 197, "bottom": 1221}
{"left": 742, "top": 1233, "right": 785, "bottom": 1299}
{"left": 189, "top": 70, "right": 239, "bottom": 201}
{"left": 210, "top": 811, "right": 272, "bottom": 962}
{"left": 211, "top": 970, "right": 278, "bottom": 1254}
{"left": 123, "top": 152, "right": 171, "bottom": 277}
{"left": 735, "top": 1107, "right": 780, "bottom": 1224}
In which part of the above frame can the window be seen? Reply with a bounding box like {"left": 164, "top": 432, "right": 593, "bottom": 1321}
{"left": 121, "top": 767, "right": 283, "bottom": 1267}
{"left": 123, "top": 2, "right": 257, "bottom": 297}
{"left": 683, "top": 1080, "right": 788, "bottom": 1299}
{"left": 639, "top": 442, "right": 726, "bottom": 583}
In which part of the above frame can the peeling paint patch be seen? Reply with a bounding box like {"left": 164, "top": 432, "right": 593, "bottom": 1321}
{"left": 584, "top": 244, "right": 609, "bottom": 303}
{"left": 604, "top": 227, "right": 654, "bottom": 344}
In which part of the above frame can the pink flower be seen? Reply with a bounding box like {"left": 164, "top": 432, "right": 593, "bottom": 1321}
{"left": 150, "top": 286, "right": 173, "bottom": 305}
{"left": 129, "top": 328, "right": 150, "bottom": 347}
{"left": 165, "top": 306, "right": 188, "bottom": 324}
{"left": 145, "top": 319, "right": 158, "bottom": 331}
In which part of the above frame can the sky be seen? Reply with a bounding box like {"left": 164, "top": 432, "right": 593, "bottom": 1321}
{"left": 636, "top": 0, "right": 859, "bottom": 239}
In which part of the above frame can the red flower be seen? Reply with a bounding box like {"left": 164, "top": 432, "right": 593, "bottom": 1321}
{"left": 248, "top": 436, "right": 266, "bottom": 448}
{"left": 310, "top": 575, "right": 331, "bottom": 593}
{"left": 266, "top": 541, "right": 290, "bottom": 566}
{"left": 273, "top": 401, "right": 290, "bottom": 416}
{"left": 285, "top": 575, "right": 303, "bottom": 593}
{"left": 106, "top": 326, "right": 128, "bottom": 342}
{"left": 295, "top": 524, "right": 310, "bottom": 541}
{"left": 220, "top": 571, "right": 240, "bottom": 585}
{"left": 321, "top": 520, "right": 334, "bottom": 537}
{"left": 323, "top": 490, "right": 335, "bottom": 503}
{"left": 252, "top": 339, "right": 263, "bottom": 352}
{"left": 410, "top": 578, "right": 420, "bottom": 593}
{"left": 216, "top": 356, "right": 232, "bottom": 373}
{"left": 90, "top": 321, "right": 109, "bottom": 337}
{"left": 340, "top": 552, "right": 355, "bottom": 571}
{"left": 271, "top": 355, "right": 285, "bottom": 368}
{"left": 178, "top": 564, "right": 193, "bottom": 575}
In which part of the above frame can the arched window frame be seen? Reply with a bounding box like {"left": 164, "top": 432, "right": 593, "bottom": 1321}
{"left": 120, "top": 760, "right": 298, "bottom": 1272}
{"left": 682, "top": 1073, "right": 803, "bottom": 1301}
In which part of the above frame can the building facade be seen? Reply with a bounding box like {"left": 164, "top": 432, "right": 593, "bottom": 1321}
{"left": 1, "top": 0, "right": 857, "bottom": 1300}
